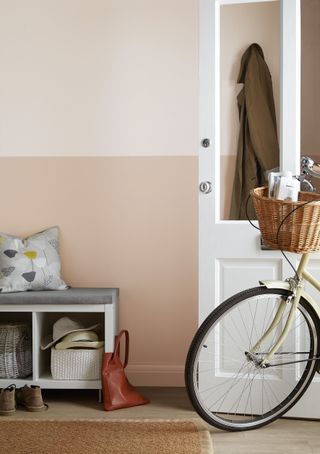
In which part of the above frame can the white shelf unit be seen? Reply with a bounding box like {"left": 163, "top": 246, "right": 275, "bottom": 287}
{"left": 0, "top": 288, "right": 119, "bottom": 389}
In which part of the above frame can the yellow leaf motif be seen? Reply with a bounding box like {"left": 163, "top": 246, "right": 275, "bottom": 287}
{"left": 23, "top": 250, "right": 38, "bottom": 260}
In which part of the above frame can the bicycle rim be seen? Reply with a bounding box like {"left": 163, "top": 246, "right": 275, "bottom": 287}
{"left": 185, "top": 287, "right": 318, "bottom": 431}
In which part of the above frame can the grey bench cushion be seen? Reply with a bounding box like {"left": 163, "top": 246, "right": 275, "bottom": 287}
{"left": 0, "top": 288, "right": 118, "bottom": 305}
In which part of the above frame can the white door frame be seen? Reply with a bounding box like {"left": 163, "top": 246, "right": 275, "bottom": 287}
{"left": 280, "top": 0, "right": 301, "bottom": 174}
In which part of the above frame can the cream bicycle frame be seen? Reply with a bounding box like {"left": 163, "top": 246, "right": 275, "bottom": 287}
{"left": 251, "top": 252, "right": 320, "bottom": 366}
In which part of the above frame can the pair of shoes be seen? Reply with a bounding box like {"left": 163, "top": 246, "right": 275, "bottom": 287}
{"left": 0, "top": 384, "right": 48, "bottom": 415}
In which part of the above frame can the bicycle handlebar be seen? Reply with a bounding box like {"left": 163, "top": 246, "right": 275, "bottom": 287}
{"left": 301, "top": 156, "right": 320, "bottom": 180}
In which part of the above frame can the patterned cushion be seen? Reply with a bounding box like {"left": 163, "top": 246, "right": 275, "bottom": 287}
{"left": 0, "top": 226, "right": 68, "bottom": 293}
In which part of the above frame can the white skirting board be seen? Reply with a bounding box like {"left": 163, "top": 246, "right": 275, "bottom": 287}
{"left": 126, "top": 364, "right": 185, "bottom": 387}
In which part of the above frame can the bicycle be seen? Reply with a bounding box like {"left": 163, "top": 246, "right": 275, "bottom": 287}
{"left": 185, "top": 157, "right": 320, "bottom": 431}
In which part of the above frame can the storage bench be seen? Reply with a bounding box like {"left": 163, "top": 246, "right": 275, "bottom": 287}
{"left": 0, "top": 288, "right": 119, "bottom": 389}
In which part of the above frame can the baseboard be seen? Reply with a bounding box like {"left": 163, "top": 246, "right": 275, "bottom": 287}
{"left": 126, "top": 364, "right": 185, "bottom": 387}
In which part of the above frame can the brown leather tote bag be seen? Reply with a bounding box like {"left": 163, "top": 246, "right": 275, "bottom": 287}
{"left": 101, "top": 330, "right": 149, "bottom": 411}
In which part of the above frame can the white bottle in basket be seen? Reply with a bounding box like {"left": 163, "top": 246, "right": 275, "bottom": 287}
{"left": 276, "top": 171, "right": 300, "bottom": 201}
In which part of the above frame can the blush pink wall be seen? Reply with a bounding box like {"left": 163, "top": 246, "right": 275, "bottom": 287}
{"left": 0, "top": 157, "right": 198, "bottom": 385}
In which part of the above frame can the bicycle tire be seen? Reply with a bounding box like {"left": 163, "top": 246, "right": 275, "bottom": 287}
{"left": 185, "top": 287, "right": 319, "bottom": 431}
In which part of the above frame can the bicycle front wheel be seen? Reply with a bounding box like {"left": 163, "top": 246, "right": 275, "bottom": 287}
{"left": 185, "top": 287, "right": 319, "bottom": 431}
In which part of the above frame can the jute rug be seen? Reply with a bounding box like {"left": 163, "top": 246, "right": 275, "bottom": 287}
{"left": 0, "top": 418, "right": 213, "bottom": 454}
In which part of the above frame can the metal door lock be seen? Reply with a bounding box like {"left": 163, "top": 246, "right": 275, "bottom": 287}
{"left": 199, "top": 181, "right": 213, "bottom": 194}
{"left": 201, "top": 138, "right": 211, "bottom": 148}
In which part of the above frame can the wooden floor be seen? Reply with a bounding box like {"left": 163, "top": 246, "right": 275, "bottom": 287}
{"left": 212, "top": 418, "right": 320, "bottom": 454}
{"left": 7, "top": 387, "right": 320, "bottom": 453}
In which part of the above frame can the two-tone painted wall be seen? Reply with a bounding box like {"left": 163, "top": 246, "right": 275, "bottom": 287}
{"left": 0, "top": 0, "right": 198, "bottom": 386}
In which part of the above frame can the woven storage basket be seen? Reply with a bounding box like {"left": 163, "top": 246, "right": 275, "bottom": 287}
{"left": 252, "top": 186, "right": 320, "bottom": 253}
{"left": 51, "top": 347, "right": 103, "bottom": 380}
{"left": 0, "top": 323, "right": 32, "bottom": 379}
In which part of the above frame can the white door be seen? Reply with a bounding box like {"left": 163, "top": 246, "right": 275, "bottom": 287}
{"left": 199, "top": 0, "right": 320, "bottom": 418}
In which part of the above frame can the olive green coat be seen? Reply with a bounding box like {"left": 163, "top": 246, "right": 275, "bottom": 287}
{"left": 230, "top": 43, "right": 279, "bottom": 220}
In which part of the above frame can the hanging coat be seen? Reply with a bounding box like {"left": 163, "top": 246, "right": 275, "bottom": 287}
{"left": 229, "top": 43, "right": 279, "bottom": 220}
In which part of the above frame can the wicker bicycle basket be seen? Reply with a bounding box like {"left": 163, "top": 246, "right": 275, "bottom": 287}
{"left": 0, "top": 323, "right": 32, "bottom": 379}
{"left": 251, "top": 186, "right": 320, "bottom": 254}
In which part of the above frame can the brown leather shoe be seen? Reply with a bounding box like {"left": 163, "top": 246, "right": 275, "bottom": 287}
{"left": 0, "top": 384, "right": 16, "bottom": 416}
{"left": 16, "top": 385, "right": 48, "bottom": 412}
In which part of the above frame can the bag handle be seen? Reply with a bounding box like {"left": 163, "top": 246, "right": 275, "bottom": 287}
{"left": 112, "top": 330, "right": 129, "bottom": 368}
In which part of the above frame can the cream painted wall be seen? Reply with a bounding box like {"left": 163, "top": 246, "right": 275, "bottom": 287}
{"left": 0, "top": 0, "right": 198, "bottom": 157}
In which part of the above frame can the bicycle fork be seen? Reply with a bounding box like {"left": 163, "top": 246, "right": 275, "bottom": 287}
{"left": 249, "top": 254, "right": 311, "bottom": 368}
{"left": 249, "top": 285, "right": 302, "bottom": 367}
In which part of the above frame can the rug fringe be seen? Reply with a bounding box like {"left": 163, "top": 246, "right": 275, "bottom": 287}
{"left": 3, "top": 417, "right": 209, "bottom": 423}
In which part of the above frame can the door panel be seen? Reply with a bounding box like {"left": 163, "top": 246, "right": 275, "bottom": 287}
{"left": 218, "top": 259, "right": 282, "bottom": 301}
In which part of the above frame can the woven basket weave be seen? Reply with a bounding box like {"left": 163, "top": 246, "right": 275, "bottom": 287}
{"left": 251, "top": 186, "right": 320, "bottom": 253}
{"left": 0, "top": 324, "right": 32, "bottom": 379}
{"left": 51, "top": 347, "right": 103, "bottom": 380}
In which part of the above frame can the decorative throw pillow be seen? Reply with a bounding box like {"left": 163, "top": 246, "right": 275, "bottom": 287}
{"left": 0, "top": 226, "right": 68, "bottom": 293}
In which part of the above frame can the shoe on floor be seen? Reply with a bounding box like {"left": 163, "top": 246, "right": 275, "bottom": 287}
{"left": 0, "top": 384, "right": 16, "bottom": 416}
{"left": 16, "top": 385, "right": 48, "bottom": 412}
